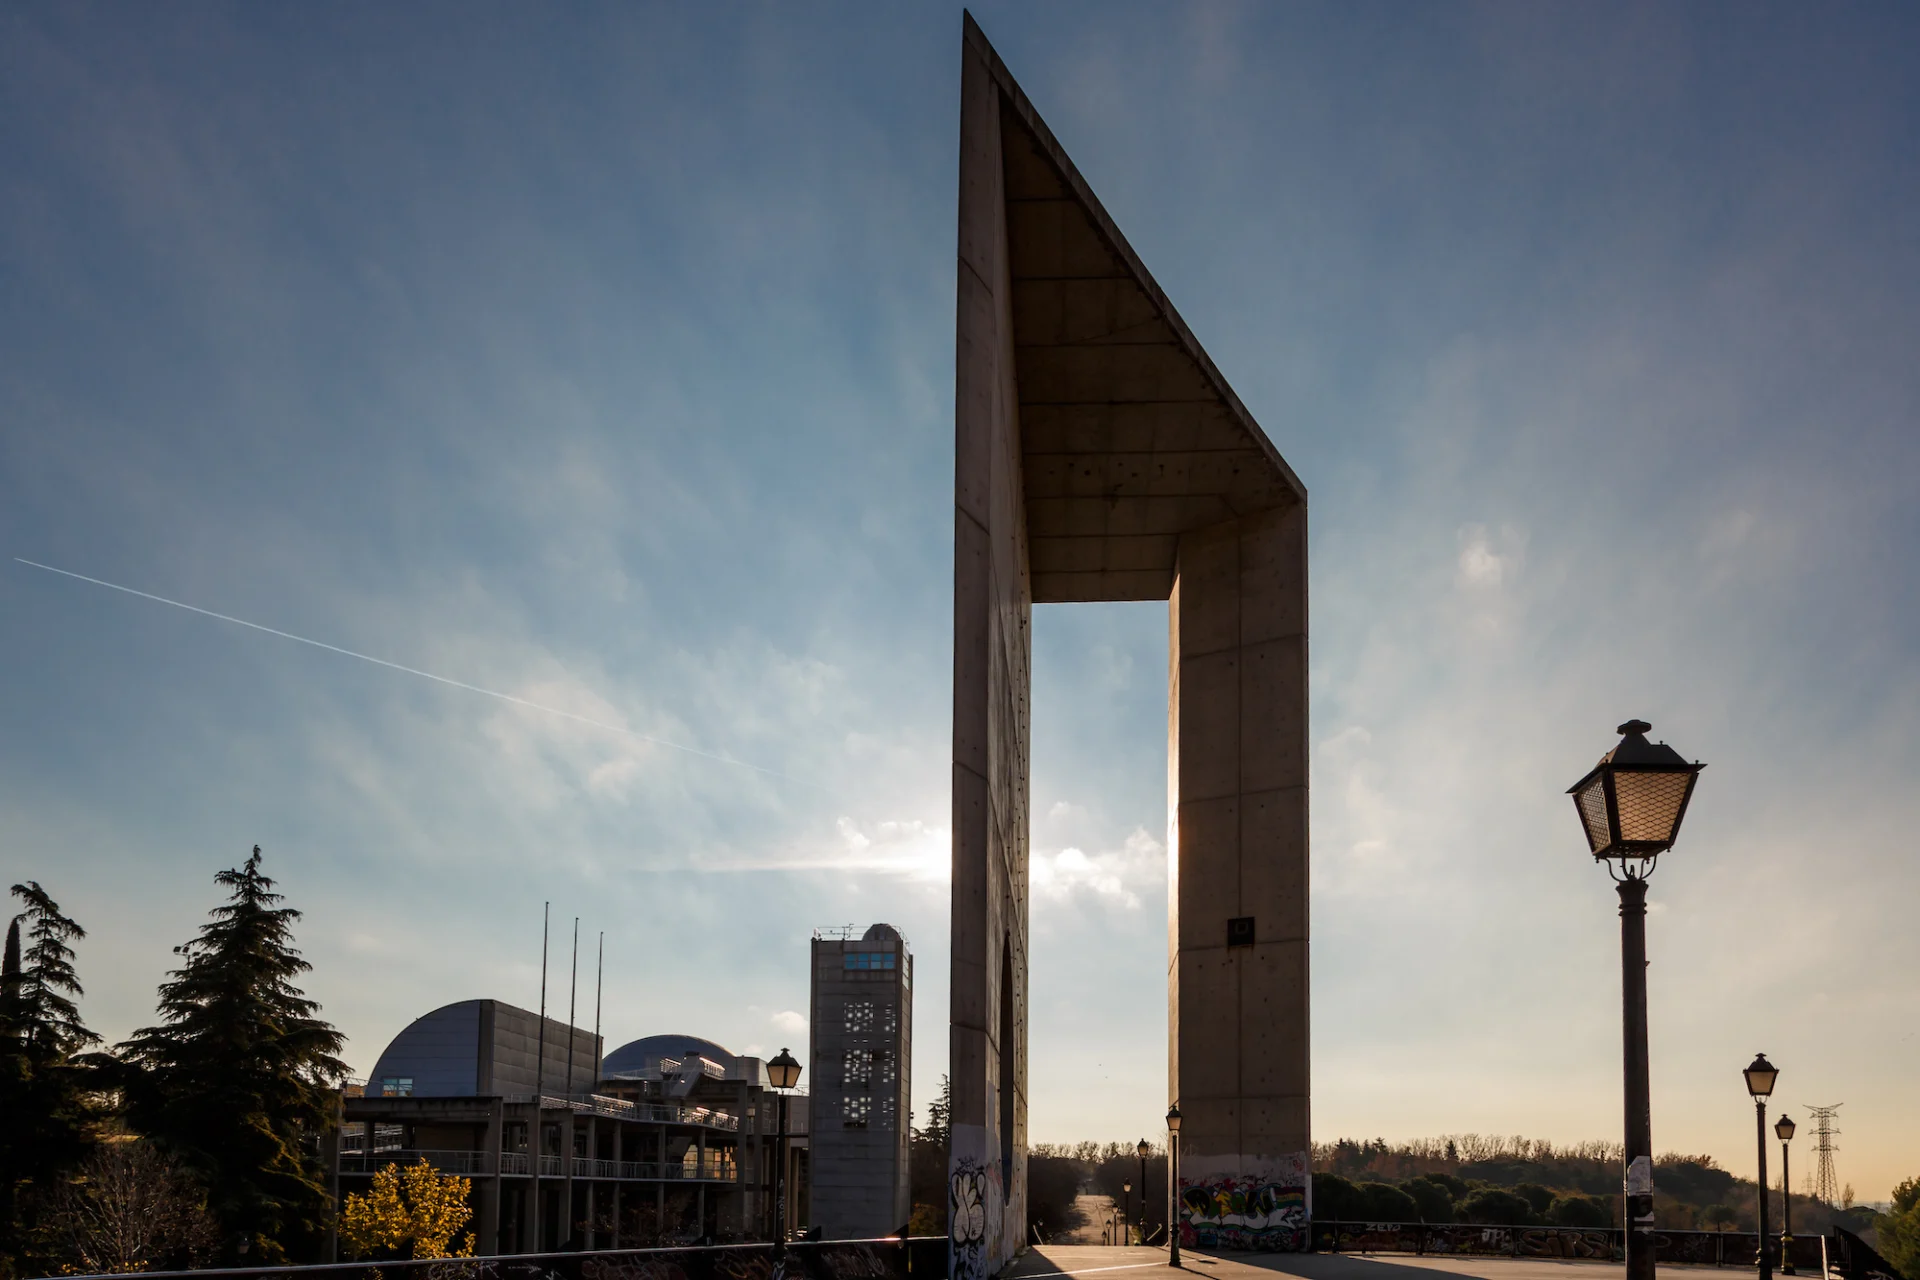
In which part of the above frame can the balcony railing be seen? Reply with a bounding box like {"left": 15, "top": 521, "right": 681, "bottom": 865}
{"left": 340, "top": 1150, "right": 737, "bottom": 1183}
{"left": 340, "top": 1150, "right": 490, "bottom": 1176}
{"left": 500, "top": 1095, "right": 739, "bottom": 1131}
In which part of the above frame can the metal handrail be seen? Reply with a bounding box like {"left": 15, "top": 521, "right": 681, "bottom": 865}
{"left": 502, "top": 1095, "right": 739, "bottom": 1130}
{"left": 339, "top": 1150, "right": 490, "bottom": 1176}
{"left": 340, "top": 1150, "right": 738, "bottom": 1183}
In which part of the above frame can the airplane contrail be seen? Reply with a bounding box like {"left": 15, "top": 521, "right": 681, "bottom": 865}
{"left": 13, "top": 556, "right": 791, "bottom": 781}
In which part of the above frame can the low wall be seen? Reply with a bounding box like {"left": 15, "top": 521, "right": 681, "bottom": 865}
{"left": 67, "top": 1238, "right": 950, "bottom": 1280}
{"left": 1310, "top": 1221, "right": 1827, "bottom": 1269}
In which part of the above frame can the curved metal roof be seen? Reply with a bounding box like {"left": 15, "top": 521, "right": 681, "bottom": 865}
{"left": 602, "top": 1033, "right": 736, "bottom": 1077}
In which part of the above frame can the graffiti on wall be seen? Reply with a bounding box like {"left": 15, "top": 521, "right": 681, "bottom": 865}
{"left": 948, "top": 1155, "right": 992, "bottom": 1280}
{"left": 1177, "top": 1152, "right": 1310, "bottom": 1253}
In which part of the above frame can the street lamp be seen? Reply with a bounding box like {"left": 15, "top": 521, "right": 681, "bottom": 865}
{"left": 768, "top": 1048, "right": 802, "bottom": 1262}
{"left": 1745, "top": 1054, "right": 1779, "bottom": 1280}
{"left": 1122, "top": 1181, "right": 1132, "bottom": 1245}
{"left": 1166, "top": 1104, "right": 1182, "bottom": 1268}
{"left": 1137, "top": 1139, "right": 1152, "bottom": 1242}
{"left": 1775, "top": 1110, "right": 1797, "bottom": 1275}
{"left": 1568, "top": 720, "right": 1706, "bottom": 1280}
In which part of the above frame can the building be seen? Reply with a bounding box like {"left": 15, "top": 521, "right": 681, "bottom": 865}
{"left": 364, "top": 997, "right": 600, "bottom": 1099}
{"left": 336, "top": 1001, "right": 808, "bottom": 1255}
{"left": 807, "top": 924, "right": 912, "bottom": 1238}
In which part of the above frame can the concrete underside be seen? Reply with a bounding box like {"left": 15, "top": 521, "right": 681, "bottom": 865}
{"left": 950, "top": 17, "right": 1310, "bottom": 1280}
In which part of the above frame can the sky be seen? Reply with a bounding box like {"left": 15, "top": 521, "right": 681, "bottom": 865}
{"left": 2, "top": 2, "right": 1916, "bottom": 1202}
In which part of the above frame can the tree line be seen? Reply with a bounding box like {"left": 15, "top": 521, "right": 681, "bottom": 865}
{"left": 0, "top": 847, "right": 346, "bottom": 1278}
{"left": 1315, "top": 1134, "right": 1891, "bottom": 1241}
{"left": 905, "top": 1110, "right": 1918, "bottom": 1277}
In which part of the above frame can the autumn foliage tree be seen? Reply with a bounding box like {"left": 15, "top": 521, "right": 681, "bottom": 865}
{"left": 120, "top": 846, "right": 347, "bottom": 1265}
{"left": 338, "top": 1161, "right": 475, "bottom": 1261}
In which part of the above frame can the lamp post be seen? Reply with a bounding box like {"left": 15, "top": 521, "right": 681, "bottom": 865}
{"left": 1122, "top": 1181, "right": 1132, "bottom": 1245}
{"left": 1568, "top": 720, "right": 1706, "bottom": 1280}
{"left": 1136, "top": 1139, "right": 1152, "bottom": 1242}
{"left": 1775, "top": 1110, "right": 1797, "bottom": 1275}
{"left": 767, "top": 1048, "right": 802, "bottom": 1263}
{"left": 1166, "top": 1104, "right": 1182, "bottom": 1267}
{"left": 1745, "top": 1054, "right": 1779, "bottom": 1280}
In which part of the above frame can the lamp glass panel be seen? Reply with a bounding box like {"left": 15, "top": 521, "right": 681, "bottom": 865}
{"left": 1614, "top": 769, "right": 1694, "bottom": 845}
{"left": 1575, "top": 776, "right": 1612, "bottom": 852}
{"left": 1745, "top": 1066, "right": 1778, "bottom": 1097}
{"left": 1776, "top": 1116, "right": 1796, "bottom": 1140}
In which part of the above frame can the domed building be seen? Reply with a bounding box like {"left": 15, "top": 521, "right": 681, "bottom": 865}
{"left": 336, "top": 1002, "right": 807, "bottom": 1255}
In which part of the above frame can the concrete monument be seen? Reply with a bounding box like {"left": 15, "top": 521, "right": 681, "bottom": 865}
{"left": 949, "top": 17, "right": 1310, "bottom": 1276}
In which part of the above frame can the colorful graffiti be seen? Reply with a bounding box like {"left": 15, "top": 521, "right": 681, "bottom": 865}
{"left": 1176, "top": 1154, "right": 1311, "bottom": 1253}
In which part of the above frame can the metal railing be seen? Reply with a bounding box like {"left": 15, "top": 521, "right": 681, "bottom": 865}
{"left": 61, "top": 1236, "right": 943, "bottom": 1280}
{"left": 1305, "top": 1221, "right": 1830, "bottom": 1268}
{"left": 500, "top": 1095, "right": 739, "bottom": 1130}
{"left": 339, "top": 1150, "right": 490, "bottom": 1176}
{"left": 341, "top": 1150, "right": 737, "bottom": 1183}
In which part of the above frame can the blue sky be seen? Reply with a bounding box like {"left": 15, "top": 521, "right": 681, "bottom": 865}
{"left": 3, "top": 3, "right": 1916, "bottom": 1200}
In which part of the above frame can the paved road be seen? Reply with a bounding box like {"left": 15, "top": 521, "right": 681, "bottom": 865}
{"left": 1006, "top": 1244, "right": 1721, "bottom": 1280}
{"left": 1055, "top": 1194, "right": 1127, "bottom": 1245}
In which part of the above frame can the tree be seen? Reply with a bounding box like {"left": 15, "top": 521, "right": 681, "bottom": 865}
{"left": 908, "top": 1075, "right": 953, "bottom": 1235}
{"left": 1457, "top": 1187, "right": 1538, "bottom": 1225}
{"left": 2, "top": 919, "right": 18, "bottom": 1011}
{"left": 1702, "top": 1204, "right": 1738, "bottom": 1232}
{"left": 1514, "top": 1183, "right": 1556, "bottom": 1216}
{"left": 1359, "top": 1182, "right": 1417, "bottom": 1223}
{"left": 1547, "top": 1194, "right": 1614, "bottom": 1228}
{"left": 1403, "top": 1175, "right": 1456, "bottom": 1223}
{"left": 0, "top": 883, "right": 102, "bottom": 1278}
{"left": 44, "top": 1140, "right": 219, "bottom": 1274}
{"left": 338, "top": 1161, "right": 474, "bottom": 1261}
{"left": 1312, "top": 1173, "right": 1365, "bottom": 1222}
{"left": 1878, "top": 1177, "right": 1920, "bottom": 1280}
{"left": 120, "top": 846, "right": 348, "bottom": 1265}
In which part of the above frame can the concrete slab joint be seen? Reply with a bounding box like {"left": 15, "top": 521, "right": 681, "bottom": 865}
{"left": 950, "top": 15, "right": 1311, "bottom": 1276}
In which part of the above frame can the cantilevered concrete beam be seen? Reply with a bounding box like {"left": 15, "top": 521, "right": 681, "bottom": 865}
{"left": 951, "top": 16, "right": 1309, "bottom": 1278}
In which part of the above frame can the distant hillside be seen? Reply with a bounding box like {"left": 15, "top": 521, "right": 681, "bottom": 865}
{"left": 1314, "top": 1135, "right": 1880, "bottom": 1236}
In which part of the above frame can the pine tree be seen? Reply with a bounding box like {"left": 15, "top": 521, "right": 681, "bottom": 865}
{"left": 120, "top": 846, "right": 347, "bottom": 1265}
{"left": 0, "top": 884, "right": 101, "bottom": 1279}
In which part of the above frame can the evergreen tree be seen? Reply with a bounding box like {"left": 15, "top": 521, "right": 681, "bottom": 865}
{"left": 121, "top": 846, "right": 347, "bottom": 1266}
{"left": 1, "top": 918, "right": 19, "bottom": 1012}
{"left": 0, "top": 884, "right": 101, "bottom": 1279}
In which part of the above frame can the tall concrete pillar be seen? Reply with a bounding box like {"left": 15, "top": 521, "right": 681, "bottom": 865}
{"left": 1169, "top": 507, "right": 1311, "bottom": 1247}
{"left": 949, "top": 17, "right": 1031, "bottom": 1280}
{"left": 481, "top": 1100, "right": 503, "bottom": 1255}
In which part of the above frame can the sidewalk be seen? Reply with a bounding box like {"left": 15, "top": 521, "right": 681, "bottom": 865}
{"left": 1007, "top": 1244, "right": 1723, "bottom": 1280}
